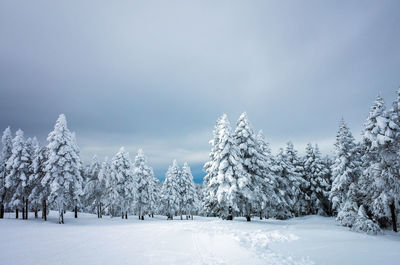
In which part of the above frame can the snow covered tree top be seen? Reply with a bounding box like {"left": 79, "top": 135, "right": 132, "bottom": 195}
{"left": 363, "top": 95, "right": 397, "bottom": 151}
{"left": 134, "top": 148, "right": 147, "bottom": 167}
{"left": 1, "top": 126, "right": 13, "bottom": 161}
{"left": 182, "top": 162, "right": 192, "bottom": 176}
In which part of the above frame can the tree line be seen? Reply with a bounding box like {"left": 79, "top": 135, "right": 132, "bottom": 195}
{"left": 202, "top": 89, "right": 400, "bottom": 234}
{"left": 1, "top": 88, "right": 400, "bottom": 234}
{"left": 0, "top": 114, "right": 199, "bottom": 223}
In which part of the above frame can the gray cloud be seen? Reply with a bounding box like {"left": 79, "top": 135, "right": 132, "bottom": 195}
{"left": 1, "top": 0, "right": 400, "bottom": 180}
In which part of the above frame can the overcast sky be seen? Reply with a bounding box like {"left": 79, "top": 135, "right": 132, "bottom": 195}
{"left": 1, "top": 0, "right": 400, "bottom": 182}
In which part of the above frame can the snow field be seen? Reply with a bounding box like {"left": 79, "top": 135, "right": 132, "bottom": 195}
{"left": 1, "top": 212, "right": 399, "bottom": 265}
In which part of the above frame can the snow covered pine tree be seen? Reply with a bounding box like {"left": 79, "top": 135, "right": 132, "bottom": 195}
{"left": 134, "top": 149, "right": 152, "bottom": 220}
{"left": 361, "top": 95, "right": 400, "bottom": 232}
{"left": 0, "top": 127, "right": 13, "bottom": 219}
{"left": 5, "top": 129, "right": 30, "bottom": 219}
{"left": 43, "top": 114, "right": 83, "bottom": 224}
{"left": 203, "top": 114, "right": 245, "bottom": 220}
{"left": 161, "top": 160, "right": 180, "bottom": 220}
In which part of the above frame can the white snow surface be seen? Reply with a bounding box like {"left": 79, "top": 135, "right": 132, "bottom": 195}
{"left": 0, "top": 212, "right": 399, "bottom": 265}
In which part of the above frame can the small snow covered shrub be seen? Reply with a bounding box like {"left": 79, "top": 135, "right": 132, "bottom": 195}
{"left": 336, "top": 200, "right": 358, "bottom": 227}
{"left": 351, "top": 206, "right": 382, "bottom": 235}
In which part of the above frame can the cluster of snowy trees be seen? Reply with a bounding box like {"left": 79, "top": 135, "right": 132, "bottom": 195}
{"left": 0, "top": 114, "right": 199, "bottom": 223}
{"left": 1, "top": 89, "right": 400, "bottom": 233}
{"left": 203, "top": 89, "right": 400, "bottom": 234}
{"left": 161, "top": 160, "right": 199, "bottom": 220}
{"left": 0, "top": 115, "right": 83, "bottom": 223}
{"left": 331, "top": 90, "right": 400, "bottom": 234}
{"left": 203, "top": 113, "right": 332, "bottom": 221}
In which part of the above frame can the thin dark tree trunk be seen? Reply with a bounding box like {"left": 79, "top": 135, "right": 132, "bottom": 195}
{"left": 122, "top": 212, "right": 124, "bottom": 219}
{"left": 125, "top": 212, "right": 128, "bottom": 219}
{"left": 25, "top": 198, "right": 28, "bottom": 220}
{"left": 16, "top": 209, "right": 19, "bottom": 219}
{"left": 22, "top": 197, "right": 25, "bottom": 219}
{"left": 390, "top": 202, "right": 397, "bottom": 232}
{"left": 259, "top": 211, "right": 263, "bottom": 220}
{"left": 152, "top": 213, "right": 154, "bottom": 218}
{"left": 61, "top": 211, "right": 64, "bottom": 224}
{"left": 42, "top": 200, "right": 47, "bottom": 221}
{"left": 34, "top": 208, "right": 38, "bottom": 218}
{"left": 0, "top": 193, "right": 5, "bottom": 219}
{"left": 227, "top": 206, "right": 233, "bottom": 220}
{"left": 0, "top": 202, "right": 4, "bottom": 219}
{"left": 74, "top": 206, "right": 78, "bottom": 218}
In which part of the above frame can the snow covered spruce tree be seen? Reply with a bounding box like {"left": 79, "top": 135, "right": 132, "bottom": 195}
{"left": 5, "top": 129, "right": 30, "bottom": 219}
{"left": 0, "top": 127, "right": 13, "bottom": 219}
{"left": 84, "top": 155, "right": 107, "bottom": 218}
{"left": 273, "top": 148, "right": 294, "bottom": 219}
{"left": 29, "top": 146, "right": 50, "bottom": 220}
{"left": 203, "top": 114, "right": 245, "bottom": 220}
{"left": 284, "top": 141, "right": 307, "bottom": 216}
{"left": 109, "top": 147, "right": 135, "bottom": 219}
{"left": 329, "top": 119, "right": 361, "bottom": 216}
{"left": 148, "top": 171, "right": 160, "bottom": 217}
{"left": 232, "top": 112, "right": 263, "bottom": 221}
{"left": 24, "top": 137, "right": 40, "bottom": 218}
{"left": 180, "top": 162, "right": 198, "bottom": 219}
{"left": 133, "top": 149, "right": 153, "bottom": 220}
{"left": 161, "top": 160, "right": 181, "bottom": 220}
{"left": 98, "top": 157, "right": 111, "bottom": 217}
{"left": 69, "top": 132, "right": 84, "bottom": 218}
{"left": 255, "top": 131, "right": 279, "bottom": 219}
{"left": 302, "top": 143, "right": 331, "bottom": 215}
{"left": 361, "top": 95, "right": 400, "bottom": 232}
{"left": 43, "top": 114, "right": 83, "bottom": 224}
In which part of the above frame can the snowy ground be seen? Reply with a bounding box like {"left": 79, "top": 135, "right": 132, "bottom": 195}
{"left": 0, "top": 212, "right": 399, "bottom": 265}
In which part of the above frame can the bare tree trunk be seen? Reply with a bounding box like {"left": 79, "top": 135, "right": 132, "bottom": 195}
{"left": 25, "top": 198, "right": 28, "bottom": 220}
{"left": 390, "top": 202, "right": 398, "bottom": 232}
{"left": 125, "top": 212, "right": 128, "bottom": 219}
{"left": 0, "top": 202, "right": 4, "bottom": 219}
{"left": 42, "top": 200, "right": 47, "bottom": 221}
{"left": 34, "top": 208, "right": 38, "bottom": 218}
{"left": 122, "top": 212, "right": 124, "bottom": 219}
{"left": 61, "top": 210, "right": 64, "bottom": 224}
{"left": 227, "top": 206, "right": 233, "bottom": 220}
{"left": 16, "top": 209, "right": 19, "bottom": 219}
{"left": 22, "top": 197, "right": 26, "bottom": 219}
{"left": 99, "top": 203, "right": 102, "bottom": 218}
{"left": 259, "top": 211, "right": 263, "bottom": 220}
{"left": 74, "top": 206, "right": 78, "bottom": 218}
{"left": 0, "top": 193, "right": 5, "bottom": 219}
